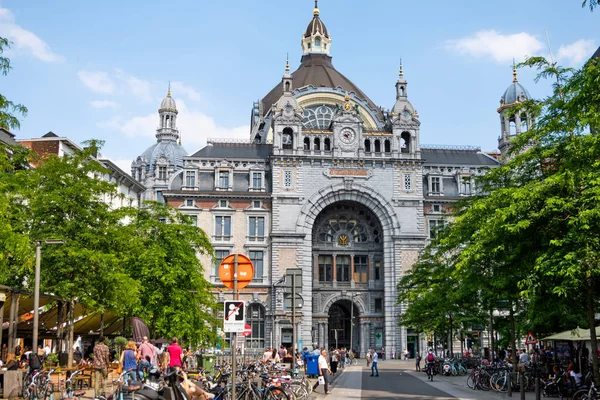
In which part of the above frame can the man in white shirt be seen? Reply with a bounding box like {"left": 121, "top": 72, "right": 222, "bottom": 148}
{"left": 370, "top": 349, "right": 379, "bottom": 377}
{"left": 312, "top": 349, "right": 332, "bottom": 394}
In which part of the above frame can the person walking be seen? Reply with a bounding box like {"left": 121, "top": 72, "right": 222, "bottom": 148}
{"left": 415, "top": 351, "right": 421, "bottom": 371}
{"left": 167, "top": 337, "right": 184, "bottom": 372}
{"left": 391, "top": 348, "right": 395, "bottom": 360}
{"left": 120, "top": 340, "right": 138, "bottom": 383}
{"left": 312, "top": 349, "right": 332, "bottom": 394}
{"left": 381, "top": 347, "right": 386, "bottom": 361}
{"left": 138, "top": 336, "right": 155, "bottom": 377}
{"left": 93, "top": 336, "right": 110, "bottom": 398}
{"left": 370, "top": 349, "right": 379, "bottom": 377}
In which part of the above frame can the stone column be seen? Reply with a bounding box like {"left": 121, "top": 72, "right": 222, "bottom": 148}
{"left": 515, "top": 113, "right": 521, "bottom": 135}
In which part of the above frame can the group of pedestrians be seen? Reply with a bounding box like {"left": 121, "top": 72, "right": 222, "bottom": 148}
{"left": 92, "top": 335, "right": 189, "bottom": 398}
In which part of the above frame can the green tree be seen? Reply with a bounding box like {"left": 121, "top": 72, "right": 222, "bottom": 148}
{"left": 0, "top": 37, "right": 28, "bottom": 130}
{"left": 0, "top": 144, "right": 35, "bottom": 287}
{"left": 124, "top": 202, "right": 217, "bottom": 345}
{"left": 398, "top": 56, "right": 600, "bottom": 373}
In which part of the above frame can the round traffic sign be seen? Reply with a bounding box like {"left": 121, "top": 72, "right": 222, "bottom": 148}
{"left": 218, "top": 253, "right": 254, "bottom": 290}
{"left": 242, "top": 324, "right": 252, "bottom": 337}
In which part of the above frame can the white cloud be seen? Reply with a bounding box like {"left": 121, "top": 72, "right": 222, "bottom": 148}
{"left": 114, "top": 69, "right": 152, "bottom": 101}
{"left": 0, "top": 6, "right": 64, "bottom": 62}
{"left": 98, "top": 99, "right": 249, "bottom": 151}
{"left": 557, "top": 39, "right": 597, "bottom": 66}
{"left": 171, "top": 81, "right": 201, "bottom": 101}
{"left": 78, "top": 70, "right": 116, "bottom": 94}
{"left": 98, "top": 114, "right": 156, "bottom": 138}
{"left": 90, "top": 100, "right": 118, "bottom": 109}
{"left": 445, "top": 30, "right": 543, "bottom": 63}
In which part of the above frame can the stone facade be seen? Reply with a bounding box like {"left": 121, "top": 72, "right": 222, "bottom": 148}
{"left": 153, "top": 3, "right": 533, "bottom": 358}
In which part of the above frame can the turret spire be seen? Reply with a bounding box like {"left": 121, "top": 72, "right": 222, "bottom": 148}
{"left": 399, "top": 58, "right": 404, "bottom": 79}
{"left": 314, "top": 0, "right": 319, "bottom": 16}
{"left": 285, "top": 53, "right": 290, "bottom": 75}
{"left": 512, "top": 59, "right": 518, "bottom": 83}
{"left": 168, "top": 81, "right": 171, "bottom": 97}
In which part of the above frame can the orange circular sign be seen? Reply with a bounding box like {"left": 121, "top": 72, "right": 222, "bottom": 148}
{"left": 218, "top": 253, "right": 254, "bottom": 290}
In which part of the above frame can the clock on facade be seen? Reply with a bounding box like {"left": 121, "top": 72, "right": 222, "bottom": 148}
{"left": 339, "top": 128, "right": 356, "bottom": 144}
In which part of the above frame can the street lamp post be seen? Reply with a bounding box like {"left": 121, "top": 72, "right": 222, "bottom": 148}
{"left": 33, "top": 240, "right": 64, "bottom": 352}
{"left": 349, "top": 293, "right": 359, "bottom": 354}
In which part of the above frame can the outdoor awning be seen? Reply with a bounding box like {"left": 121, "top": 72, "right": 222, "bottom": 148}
{"left": 541, "top": 326, "right": 600, "bottom": 341}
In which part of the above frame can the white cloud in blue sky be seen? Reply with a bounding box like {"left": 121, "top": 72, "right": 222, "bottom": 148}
{"left": 557, "top": 39, "right": 598, "bottom": 66}
{"left": 0, "top": 6, "right": 63, "bottom": 62}
{"left": 445, "top": 30, "right": 544, "bottom": 63}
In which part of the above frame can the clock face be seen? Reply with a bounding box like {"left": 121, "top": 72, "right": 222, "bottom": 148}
{"left": 282, "top": 133, "right": 292, "bottom": 145}
{"left": 339, "top": 128, "right": 356, "bottom": 144}
{"left": 402, "top": 109, "right": 412, "bottom": 120}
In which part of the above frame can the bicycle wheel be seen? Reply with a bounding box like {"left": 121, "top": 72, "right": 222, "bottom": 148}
{"left": 466, "top": 373, "right": 475, "bottom": 389}
{"left": 264, "top": 386, "right": 291, "bottom": 400}
{"left": 42, "top": 382, "right": 54, "bottom": 400}
{"left": 571, "top": 389, "right": 589, "bottom": 400}
{"left": 290, "top": 384, "right": 308, "bottom": 400}
{"left": 22, "top": 376, "right": 30, "bottom": 399}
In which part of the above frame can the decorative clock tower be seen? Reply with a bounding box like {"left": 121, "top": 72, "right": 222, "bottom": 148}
{"left": 332, "top": 92, "right": 362, "bottom": 157}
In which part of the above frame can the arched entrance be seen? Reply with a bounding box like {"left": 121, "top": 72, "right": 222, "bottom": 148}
{"left": 327, "top": 299, "right": 359, "bottom": 350}
{"left": 312, "top": 201, "right": 384, "bottom": 285}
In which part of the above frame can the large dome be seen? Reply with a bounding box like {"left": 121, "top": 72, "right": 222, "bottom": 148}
{"left": 261, "top": 53, "right": 382, "bottom": 119}
{"left": 140, "top": 140, "right": 187, "bottom": 169}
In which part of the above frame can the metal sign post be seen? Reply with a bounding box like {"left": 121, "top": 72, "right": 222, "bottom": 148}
{"left": 232, "top": 254, "right": 238, "bottom": 400}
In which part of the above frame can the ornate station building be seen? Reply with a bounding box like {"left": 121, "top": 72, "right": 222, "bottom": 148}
{"left": 133, "top": 3, "right": 527, "bottom": 357}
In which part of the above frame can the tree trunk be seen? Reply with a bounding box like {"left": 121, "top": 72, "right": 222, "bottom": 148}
{"left": 586, "top": 274, "right": 600, "bottom": 386}
{"left": 55, "top": 301, "right": 64, "bottom": 353}
{"left": 490, "top": 309, "right": 495, "bottom": 362}
{"left": 100, "top": 312, "right": 104, "bottom": 336}
{"left": 508, "top": 306, "right": 518, "bottom": 365}
{"left": 67, "top": 300, "right": 74, "bottom": 366}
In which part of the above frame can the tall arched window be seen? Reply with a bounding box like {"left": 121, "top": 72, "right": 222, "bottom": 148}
{"left": 364, "top": 139, "right": 371, "bottom": 152}
{"left": 401, "top": 132, "right": 411, "bottom": 153}
{"left": 314, "top": 138, "right": 321, "bottom": 150}
{"left": 246, "top": 304, "right": 265, "bottom": 349}
{"left": 324, "top": 138, "right": 331, "bottom": 151}
{"left": 315, "top": 37, "right": 321, "bottom": 49}
{"left": 374, "top": 140, "right": 381, "bottom": 153}
{"left": 384, "top": 140, "right": 391, "bottom": 153}
{"left": 304, "top": 137, "right": 311, "bottom": 150}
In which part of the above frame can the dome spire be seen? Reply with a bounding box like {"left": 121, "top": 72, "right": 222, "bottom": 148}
{"left": 399, "top": 58, "right": 404, "bottom": 79}
{"left": 512, "top": 58, "right": 518, "bottom": 83}
{"left": 168, "top": 81, "right": 171, "bottom": 97}
{"left": 285, "top": 53, "right": 290, "bottom": 75}
{"left": 302, "top": 0, "right": 331, "bottom": 56}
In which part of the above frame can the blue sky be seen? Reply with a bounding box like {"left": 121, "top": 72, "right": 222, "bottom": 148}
{"left": 1, "top": 0, "right": 597, "bottom": 172}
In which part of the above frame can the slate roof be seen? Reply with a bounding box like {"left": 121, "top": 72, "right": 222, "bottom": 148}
{"left": 592, "top": 46, "right": 600, "bottom": 60}
{"left": 421, "top": 149, "right": 500, "bottom": 166}
{"left": 0, "top": 128, "right": 17, "bottom": 145}
{"left": 261, "top": 53, "right": 383, "bottom": 120}
{"left": 190, "top": 143, "right": 273, "bottom": 159}
{"left": 140, "top": 140, "right": 187, "bottom": 168}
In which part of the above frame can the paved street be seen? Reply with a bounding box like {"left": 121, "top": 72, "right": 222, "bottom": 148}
{"left": 314, "top": 359, "right": 540, "bottom": 400}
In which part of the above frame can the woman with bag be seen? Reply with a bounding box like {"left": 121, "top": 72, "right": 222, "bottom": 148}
{"left": 120, "top": 340, "right": 138, "bottom": 383}
{"left": 312, "top": 349, "right": 332, "bottom": 394}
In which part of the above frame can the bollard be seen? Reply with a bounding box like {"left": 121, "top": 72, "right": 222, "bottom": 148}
{"left": 535, "top": 373, "right": 541, "bottom": 400}
{"left": 508, "top": 371, "right": 512, "bottom": 397}
{"left": 520, "top": 371, "right": 525, "bottom": 400}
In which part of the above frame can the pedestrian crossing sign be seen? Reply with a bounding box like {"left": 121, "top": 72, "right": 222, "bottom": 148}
{"left": 525, "top": 332, "right": 538, "bottom": 344}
